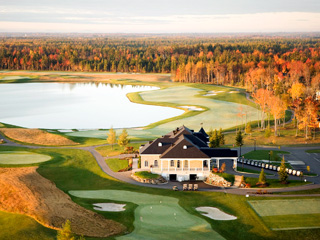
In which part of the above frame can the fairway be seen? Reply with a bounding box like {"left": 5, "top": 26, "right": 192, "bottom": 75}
{"left": 248, "top": 199, "right": 320, "bottom": 230}
{"left": 0, "top": 151, "right": 51, "bottom": 165}
{"left": 69, "top": 190, "right": 225, "bottom": 240}
{"left": 140, "top": 86, "right": 259, "bottom": 131}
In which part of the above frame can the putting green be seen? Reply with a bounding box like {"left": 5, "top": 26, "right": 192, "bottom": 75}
{"left": 0, "top": 151, "right": 51, "bottom": 165}
{"left": 248, "top": 199, "right": 320, "bottom": 230}
{"left": 69, "top": 190, "right": 225, "bottom": 240}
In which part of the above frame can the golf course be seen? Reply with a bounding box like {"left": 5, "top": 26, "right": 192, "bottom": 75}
{"left": 0, "top": 71, "right": 320, "bottom": 240}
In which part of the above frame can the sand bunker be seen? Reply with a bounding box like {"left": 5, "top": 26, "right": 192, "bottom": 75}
{"left": 203, "top": 90, "right": 224, "bottom": 96}
{"left": 0, "top": 128, "right": 77, "bottom": 146}
{"left": 0, "top": 167, "right": 125, "bottom": 237}
{"left": 196, "top": 207, "right": 237, "bottom": 220}
{"left": 179, "top": 106, "right": 204, "bottom": 111}
{"left": 229, "top": 91, "right": 239, "bottom": 93}
{"left": 93, "top": 203, "right": 126, "bottom": 212}
{"left": 0, "top": 151, "right": 51, "bottom": 165}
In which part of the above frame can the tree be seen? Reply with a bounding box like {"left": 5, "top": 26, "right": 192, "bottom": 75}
{"left": 278, "top": 156, "right": 288, "bottom": 183}
{"left": 209, "top": 129, "right": 219, "bottom": 148}
{"left": 57, "top": 220, "right": 78, "bottom": 240}
{"left": 220, "top": 162, "right": 226, "bottom": 172}
{"left": 264, "top": 124, "right": 271, "bottom": 138}
{"left": 269, "top": 95, "right": 285, "bottom": 136}
{"left": 235, "top": 130, "right": 244, "bottom": 157}
{"left": 118, "top": 129, "right": 130, "bottom": 149}
{"left": 218, "top": 128, "right": 225, "bottom": 146}
{"left": 245, "top": 122, "right": 252, "bottom": 134}
{"left": 258, "top": 168, "right": 266, "bottom": 185}
{"left": 107, "top": 127, "right": 117, "bottom": 149}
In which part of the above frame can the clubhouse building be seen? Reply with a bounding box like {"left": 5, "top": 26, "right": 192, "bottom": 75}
{"left": 139, "top": 126, "right": 238, "bottom": 181}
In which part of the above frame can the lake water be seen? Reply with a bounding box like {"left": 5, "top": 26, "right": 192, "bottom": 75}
{"left": 0, "top": 82, "right": 183, "bottom": 129}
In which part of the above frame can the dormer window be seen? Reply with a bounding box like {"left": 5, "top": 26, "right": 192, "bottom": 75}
{"left": 158, "top": 142, "right": 162, "bottom": 147}
{"left": 183, "top": 145, "right": 187, "bottom": 149}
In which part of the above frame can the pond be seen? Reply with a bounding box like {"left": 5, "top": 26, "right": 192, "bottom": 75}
{"left": 0, "top": 82, "right": 183, "bottom": 129}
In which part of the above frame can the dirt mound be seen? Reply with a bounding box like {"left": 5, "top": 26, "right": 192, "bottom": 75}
{"left": 0, "top": 128, "right": 77, "bottom": 146}
{"left": 0, "top": 167, "right": 125, "bottom": 237}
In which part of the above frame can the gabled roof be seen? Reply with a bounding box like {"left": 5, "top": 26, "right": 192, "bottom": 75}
{"left": 161, "top": 135, "right": 209, "bottom": 159}
{"left": 140, "top": 126, "right": 237, "bottom": 159}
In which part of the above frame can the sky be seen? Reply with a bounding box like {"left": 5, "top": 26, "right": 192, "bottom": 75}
{"left": 0, "top": 0, "right": 319, "bottom": 33}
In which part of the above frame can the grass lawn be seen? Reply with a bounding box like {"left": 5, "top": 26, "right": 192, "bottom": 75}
{"left": 248, "top": 199, "right": 320, "bottom": 230}
{"left": 216, "top": 172, "right": 235, "bottom": 184}
{"left": 96, "top": 143, "right": 142, "bottom": 157}
{"left": 306, "top": 149, "right": 320, "bottom": 153}
{"left": 134, "top": 171, "right": 159, "bottom": 179}
{"left": 244, "top": 177, "right": 309, "bottom": 188}
{"left": 243, "top": 150, "right": 289, "bottom": 161}
{"left": 225, "top": 122, "right": 320, "bottom": 147}
{"left": 1, "top": 145, "right": 320, "bottom": 239}
{"left": 106, "top": 159, "right": 129, "bottom": 172}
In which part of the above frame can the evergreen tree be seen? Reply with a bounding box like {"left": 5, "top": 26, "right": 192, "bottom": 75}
{"left": 107, "top": 127, "right": 117, "bottom": 149}
{"left": 235, "top": 130, "right": 244, "bottom": 147}
{"left": 278, "top": 156, "right": 288, "bottom": 183}
{"left": 118, "top": 129, "right": 130, "bottom": 149}
{"left": 258, "top": 168, "right": 266, "bottom": 184}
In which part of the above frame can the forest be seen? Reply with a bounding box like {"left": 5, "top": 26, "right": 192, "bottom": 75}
{"left": 1, "top": 34, "right": 320, "bottom": 138}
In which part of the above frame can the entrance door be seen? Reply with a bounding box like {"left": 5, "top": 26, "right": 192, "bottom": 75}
{"left": 189, "top": 174, "right": 197, "bottom": 181}
{"left": 169, "top": 174, "right": 177, "bottom": 181}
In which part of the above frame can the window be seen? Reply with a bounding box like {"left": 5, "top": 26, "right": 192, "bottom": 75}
{"left": 177, "top": 160, "right": 180, "bottom": 168}
{"left": 184, "top": 160, "right": 188, "bottom": 168}
{"left": 154, "top": 160, "right": 158, "bottom": 167}
{"left": 170, "top": 160, "right": 174, "bottom": 167}
{"left": 144, "top": 161, "right": 148, "bottom": 167}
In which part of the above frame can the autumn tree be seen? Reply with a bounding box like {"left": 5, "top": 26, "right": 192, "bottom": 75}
{"left": 269, "top": 95, "right": 286, "bottom": 136}
{"left": 118, "top": 129, "right": 130, "bottom": 149}
{"left": 107, "top": 127, "right": 117, "bottom": 149}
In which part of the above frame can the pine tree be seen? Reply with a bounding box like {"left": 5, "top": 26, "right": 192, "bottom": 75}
{"left": 258, "top": 168, "right": 266, "bottom": 184}
{"left": 107, "top": 127, "right": 117, "bottom": 149}
{"left": 278, "top": 156, "right": 288, "bottom": 183}
{"left": 118, "top": 129, "right": 130, "bottom": 149}
{"left": 235, "top": 130, "right": 243, "bottom": 147}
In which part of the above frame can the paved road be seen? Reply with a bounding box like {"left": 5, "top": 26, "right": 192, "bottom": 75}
{"left": 1, "top": 133, "right": 320, "bottom": 196}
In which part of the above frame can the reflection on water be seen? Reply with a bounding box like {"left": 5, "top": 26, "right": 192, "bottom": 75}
{"left": 0, "top": 82, "right": 183, "bottom": 129}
